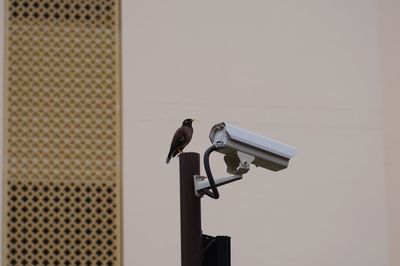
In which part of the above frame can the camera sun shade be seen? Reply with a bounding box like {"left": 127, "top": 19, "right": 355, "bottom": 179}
{"left": 209, "top": 122, "right": 296, "bottom": 171}
{"left": 194, "top": 122, "right": 296, "bottom": 199}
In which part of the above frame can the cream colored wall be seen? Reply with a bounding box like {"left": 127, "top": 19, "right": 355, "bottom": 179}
{"left": 122, "top": 0, "right": 389, "bottom": 265}
{"left": 381, "top": 0, "right": 400, "bottom": 265}
{"left": 0, "top": 0, "right": 397, "bottom": 266}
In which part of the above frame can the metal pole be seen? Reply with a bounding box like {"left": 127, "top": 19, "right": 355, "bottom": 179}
{"left": 179, "top": 152, "right": 202, "bottom": 266}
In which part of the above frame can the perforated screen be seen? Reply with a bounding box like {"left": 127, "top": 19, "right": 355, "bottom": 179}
{"left": 3, "top": 0, "right": 122, "bottom": 265}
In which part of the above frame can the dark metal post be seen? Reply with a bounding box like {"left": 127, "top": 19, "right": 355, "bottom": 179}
{"left": 179, "top": 152, "right": 202, "bottom": 266}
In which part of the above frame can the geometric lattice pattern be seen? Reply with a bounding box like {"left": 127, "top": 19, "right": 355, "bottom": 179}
{"left": 4, "top": 0, "right": 122, "bottom": 265}
{"left": 6, "top": 180, "right": 118, "bottom": 266}
{"left": 6, "top": 0, "right": 119, "bottom": 182}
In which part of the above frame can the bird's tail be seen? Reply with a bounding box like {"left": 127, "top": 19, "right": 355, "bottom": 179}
{"left": 166, "top": 153, "right": 172, "bottom": 164}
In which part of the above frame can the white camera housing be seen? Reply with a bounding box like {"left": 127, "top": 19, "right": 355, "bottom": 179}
{"left": 209, "top": 122, "right": 296, "bottom": 172}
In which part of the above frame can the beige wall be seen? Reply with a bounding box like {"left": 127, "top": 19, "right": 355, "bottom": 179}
{"left": 0, "top": 0, "right": 398, "bottom": 265}
{"left": 381, "top": 0, "right": 400, "bottom": 265}
{"left": 122, "top": 0, "right": 389, "bottom": 265}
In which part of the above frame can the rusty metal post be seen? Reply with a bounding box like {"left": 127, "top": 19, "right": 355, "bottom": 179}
{"left": 179, "top": 152, "right": 202, "bottom": 266}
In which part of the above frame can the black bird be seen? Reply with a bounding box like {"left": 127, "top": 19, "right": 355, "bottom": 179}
{"left": 166, "top": 118, "right": 194, "bottom": 164}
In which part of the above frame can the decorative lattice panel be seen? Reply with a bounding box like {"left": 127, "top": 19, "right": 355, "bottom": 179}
{"left": 6, "top": 180, "right": 118, "bottom": 266}
{"left": 3, "top": 0, "right": 122, "bottom": 265}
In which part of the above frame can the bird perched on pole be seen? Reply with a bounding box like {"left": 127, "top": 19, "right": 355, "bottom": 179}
{"left": 166, "top": 118, "right": 194, "bottom": 164}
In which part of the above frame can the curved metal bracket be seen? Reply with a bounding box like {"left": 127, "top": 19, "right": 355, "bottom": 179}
{"left": 193, "top": 175, "right": 242, "bottom": 198}
{"left": 194, "top": 149, "right": 255, "bottom": 198}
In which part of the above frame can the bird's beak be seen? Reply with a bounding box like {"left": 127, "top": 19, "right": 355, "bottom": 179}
{"left": 191, "top": 119, "right": 195, "bottom": 122}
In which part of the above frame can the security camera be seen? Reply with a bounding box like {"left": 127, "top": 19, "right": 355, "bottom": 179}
{"left": 194, "top": 122, "right": 296, "bottom": 199}
{"left": 209, "top": 122, "right": 296, "bottom": 172}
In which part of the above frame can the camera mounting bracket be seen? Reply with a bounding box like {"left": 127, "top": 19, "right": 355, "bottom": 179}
{"left": 193, "top": 151, "right": 255, "bottom": 197}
